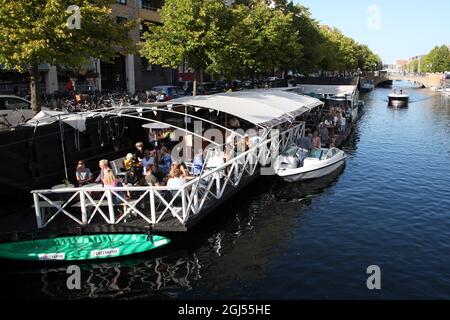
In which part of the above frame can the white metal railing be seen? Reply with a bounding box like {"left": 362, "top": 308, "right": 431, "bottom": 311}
{"left": 31, "top": 122, "right": 305, "bottom": 230}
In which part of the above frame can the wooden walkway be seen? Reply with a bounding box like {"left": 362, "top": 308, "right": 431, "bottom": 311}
{"left": 0, "top": 173, "right": 260, "bottom": 241}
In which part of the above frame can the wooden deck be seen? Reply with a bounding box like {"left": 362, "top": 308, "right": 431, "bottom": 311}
{"left": 0, "top": 172, "right": 260, "bottom": 241}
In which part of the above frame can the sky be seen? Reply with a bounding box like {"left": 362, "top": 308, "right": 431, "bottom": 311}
{"left": 295, "top": 0, "right": 450, "bottom": 64}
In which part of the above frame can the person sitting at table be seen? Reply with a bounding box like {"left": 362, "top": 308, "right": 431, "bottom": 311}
{"left": 103, "top": 169, "right": 126, "bottom": 205}
{"left": 296, "top": 132, "right": 313, "bottom": 150}
{"left": 123, "top": 153, "right": 134, "bottom": 172}
{"left": 171, "top": 161, "right": 191, "bottom": 178}
{"left": 193, "top": 149, "right": 204, "bottom": 175}
{"left": 319, "top": 123, "right": 329, "bottom": 146}
{"left": 95, "top": 159, "right": 110, "bottom": 184}
{"left": 340, "top": 112, "right": 346, "bottom": 133}
{"left": 75, "top": 160, "right": 93, "bottom": 187}
{"left": 125, "top": 165, "right": 145, "bottom": 186}
{"left": 166, "top": 168, "right": 186, "bottom": 188}
{"left": 134, "top": 142, "right": 145, "bottom": 163}
{"left": 145, "top": 164, "right": 160, "bottom": 186}
{"left": 141, "top": 150, "right": 155, "bottom": 175}
{"left": 103, "top": 169, "right": 119, "bottom": 188}
{"left": 312, "top": 131, "right": 322, "bottom": 149}
{"left": 159, "top": 147, "right": 172, "bottom": 177}
{"left": 333, "top": 111, "right": 340, "bottom": 129}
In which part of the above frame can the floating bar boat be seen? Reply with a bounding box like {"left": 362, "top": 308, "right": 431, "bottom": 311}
{"left": 29, "top": 89, "right": 324, "bottom": 233}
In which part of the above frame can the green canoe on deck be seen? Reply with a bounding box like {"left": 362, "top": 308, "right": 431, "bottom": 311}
{"left": 0, "top": 234, "right": 170, "bottom": 261}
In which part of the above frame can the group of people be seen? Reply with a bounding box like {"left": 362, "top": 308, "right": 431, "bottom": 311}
{"left": 75, "top": 140, "right": 206, "bottom": 195}
{"left": 324, "top": 106, "right": 348, "bottom": 133}
{"left": 297, "top": 106, "right": 349, "bottom": 151}
{"left": 316, "top": 105, "right": 349, "bottom": 146}
{"left": 296, "top": 130, "right": 324, "bottom": 151}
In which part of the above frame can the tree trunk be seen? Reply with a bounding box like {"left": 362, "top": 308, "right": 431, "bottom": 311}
{"left": 193, "top": 70, "right": 197, "bottom": 97}
{"left": 30, "top": 64, "right": 41, "bottom": 114}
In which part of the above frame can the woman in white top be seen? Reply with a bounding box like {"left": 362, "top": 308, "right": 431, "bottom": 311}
{"left": 167, "top": 168, "right": 186, "bottom": 188}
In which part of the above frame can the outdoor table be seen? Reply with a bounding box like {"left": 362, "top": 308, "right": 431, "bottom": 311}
{"left": 51, "top": 183, "right": 75, "bottom": 202}
{"left": 51, "top": 183, "right": 74, "bottom": 190}
{"left": 81, "top": 183, "right": 103, "bottom": 189}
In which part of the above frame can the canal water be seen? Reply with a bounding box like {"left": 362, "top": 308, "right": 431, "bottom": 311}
{"left": 1, "top": 81, "right": 449, "bottom": 299}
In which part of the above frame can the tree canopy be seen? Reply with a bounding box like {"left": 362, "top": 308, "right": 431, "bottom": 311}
{"left": 0, "top": 0, "right": 137, "bottom": 112}
{"left": 141, "top": 0, "right": 382, "bottom": 81}
{"left": 403, "top": 45, "right": 450, "bottom": 73}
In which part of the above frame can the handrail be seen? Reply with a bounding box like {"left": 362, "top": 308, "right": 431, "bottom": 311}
{"left": 31, "top": 122, "right": 305, "bottom": 230}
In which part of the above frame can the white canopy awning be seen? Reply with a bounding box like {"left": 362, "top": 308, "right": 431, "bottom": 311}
{"left": 170, "top": 89, "right": 323, "bottom": 126}
{"left": 24, "top": 110, "right": 89, "bottom": 132}
{"left": 288, "top": 85, "right": 357, "bottom": 97}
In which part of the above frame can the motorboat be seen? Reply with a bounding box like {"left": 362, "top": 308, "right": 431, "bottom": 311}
{"left": 274, "top": 144, "right": 347, "bottom": 182}
{"left": 360, "top": 80, "right": 375, "bottom": 92}
{"left": 388, "top": 90, "right": 409, "bottom": 107}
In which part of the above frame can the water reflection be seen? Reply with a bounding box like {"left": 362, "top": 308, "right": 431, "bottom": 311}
{"left": 35, "top": 254, "right": 203, "bottom": 299}
{"left": 0, "top": 124, "right": 355, "bottom": 300}
{"left": 272, "top": 165, "right": 346, "bottom": 204}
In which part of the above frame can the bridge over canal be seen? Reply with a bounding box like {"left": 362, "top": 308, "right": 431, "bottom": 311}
{"left": 362, "top": 72, "right": 446, "bottom": 88}
{"left": 387, "top": 73, "right": 446, "bottom": 88}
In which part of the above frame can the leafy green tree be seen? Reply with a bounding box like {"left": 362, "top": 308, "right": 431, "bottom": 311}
{"left": 283, "top": 3, "right": 324, "bottom": 74}
{"left": 425, "top": 45, "right": 450, "bottom": 73}
{"left": 0, "top": 0, "right": 136, "bottom": 113}
{"left": 141, "top": 0, "right": 302, "bottom": 84}
{"left": 239, "top": 1, "right": 302, "bottom": 77}
{"left": 142, "top": 0, "right": 380, "bottom": 82}
{"left": 141, "top": 0, "right": 203, "bottom": 70}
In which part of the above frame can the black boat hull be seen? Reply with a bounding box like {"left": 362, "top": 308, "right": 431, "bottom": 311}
{"left": 0, "top": 115, "right": 146, "bottom": 197}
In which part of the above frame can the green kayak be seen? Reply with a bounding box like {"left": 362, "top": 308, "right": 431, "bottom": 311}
{"left": 0, "top": 234, "right": 170, "bottom": 261}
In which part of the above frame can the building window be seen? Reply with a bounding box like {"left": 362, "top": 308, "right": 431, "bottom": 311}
{"left": 117, "top": 0, "right": 127, "bottom": 5}
{"left": 116, "top": 17, "right": 128, "bottom": 38}
{"left": 141, "top": 0, "right": 163, "bottom": 11}
{"left": 116, "top": 16, "right": 127, "bottom": 24}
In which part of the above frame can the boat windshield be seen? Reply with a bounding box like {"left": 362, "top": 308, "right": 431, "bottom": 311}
{"left": 282, "top": 145, "right": 299, "bottom": 157}
{"left": 308, "top": 148, "right": 329, "bottom": 159}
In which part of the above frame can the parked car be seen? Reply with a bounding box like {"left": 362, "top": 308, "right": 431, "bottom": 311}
{"left": 215, "top": 80, "right": 228, "bottom": 92}
{"left": 150, "top": 85, "right": 186, "bottom": 102}
{"left": 0, "top": 95, "right": 33, "bottom": 131}
{"left": 444, "top": 71, "right": 450, "bottom": 80}
{"left": 197, "top": 82, "right": 221, "bottom": 95}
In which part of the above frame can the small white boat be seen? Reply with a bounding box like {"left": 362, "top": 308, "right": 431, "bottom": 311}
{"left": 274, "top": 144, "right": 347, "bottom": 182}
{"left": 388, "top": 92, "right": 409, "bottom": 107}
